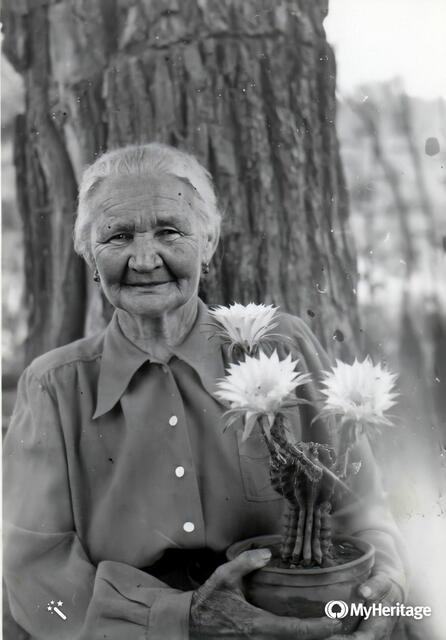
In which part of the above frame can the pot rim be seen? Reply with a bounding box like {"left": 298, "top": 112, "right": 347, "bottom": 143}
{"left": 226, "top": 534, "right": 375, "bottom": 576}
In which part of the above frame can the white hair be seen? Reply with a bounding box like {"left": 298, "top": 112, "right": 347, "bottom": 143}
{"left": 74, "top": 143, "right": 221, "bottom": 268}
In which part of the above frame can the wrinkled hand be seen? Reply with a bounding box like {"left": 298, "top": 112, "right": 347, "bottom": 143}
{"left": 189, "top": 548, "right": 343, "bottom": 639}
{"left": 328, "top": 573, "right": 403, "bottom": 640}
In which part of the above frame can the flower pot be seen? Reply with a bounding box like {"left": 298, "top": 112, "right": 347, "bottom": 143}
{"left": 226, "top": 534, "right": 375, "bottom": 633}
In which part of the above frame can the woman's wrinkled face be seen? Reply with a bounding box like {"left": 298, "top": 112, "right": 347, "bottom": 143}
{"left": 91, "top": 174, "right": 212, "bottom": 317}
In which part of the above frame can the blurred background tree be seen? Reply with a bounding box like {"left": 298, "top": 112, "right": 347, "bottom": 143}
{"left": 338, "top": 83, "right": 446, "bottom": 640}
{"left": 338, "top": 84, "right": 446, "bottom": 465}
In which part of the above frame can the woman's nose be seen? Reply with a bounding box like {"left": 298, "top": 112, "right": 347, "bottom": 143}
{"left": 128, "top": 236, "right": 163, "bottom": 271}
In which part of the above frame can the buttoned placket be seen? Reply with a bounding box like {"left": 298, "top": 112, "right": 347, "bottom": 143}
{"left": 161, "top": 365, "right": 206, "bottom": 544}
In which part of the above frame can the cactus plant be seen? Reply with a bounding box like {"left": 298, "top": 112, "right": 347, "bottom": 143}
{"left": 213, "top": 304, "right": 398, "bottom": 568}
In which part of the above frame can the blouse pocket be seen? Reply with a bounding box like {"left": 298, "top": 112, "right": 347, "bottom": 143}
{"left": 237, "top": 432, "right": 282, "bottom": 502}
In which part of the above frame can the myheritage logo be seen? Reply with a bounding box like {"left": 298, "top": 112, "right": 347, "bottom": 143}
{"left": 325, "top": 600, "right": 349, "bottom": 619}
{"left": 324, "top": 600, "right": 432, "bottom": 621}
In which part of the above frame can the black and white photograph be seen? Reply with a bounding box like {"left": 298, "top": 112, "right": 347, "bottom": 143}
{"left": 2, "top": 1, "right": 445, "bottom": 639}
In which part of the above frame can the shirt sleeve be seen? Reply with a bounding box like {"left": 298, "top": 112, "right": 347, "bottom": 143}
{"left": 3, "top": 367, "right": 193, "bottom": 640}
{"left": 291, "top": 316, "right": 409, "bottom": 597}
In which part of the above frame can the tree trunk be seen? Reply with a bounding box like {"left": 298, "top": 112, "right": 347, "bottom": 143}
{"left": 3, "top": 0, "right": 359, "bottom": 362}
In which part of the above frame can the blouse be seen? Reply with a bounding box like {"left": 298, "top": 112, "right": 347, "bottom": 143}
{"left": 3, "top": 299, "right": 406, "bottom": 639}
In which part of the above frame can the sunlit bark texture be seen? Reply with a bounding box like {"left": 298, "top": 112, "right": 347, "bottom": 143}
{"left": 3, "top": 0, "right": 359, "bottom": 363}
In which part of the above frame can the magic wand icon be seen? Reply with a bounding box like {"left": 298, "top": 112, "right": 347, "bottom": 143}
{"left": 47, "top": 600, "right": 67, "bottom": 621}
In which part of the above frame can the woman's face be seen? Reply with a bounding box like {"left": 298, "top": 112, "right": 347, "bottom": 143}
{"left": 90, "top": 174, "right": 213, "bottom": 318}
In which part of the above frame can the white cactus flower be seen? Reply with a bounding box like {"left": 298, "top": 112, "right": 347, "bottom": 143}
{"left": 209, "top": 302, "right": 280, "bottom": 356}
{"left": 216, "top": 349, "right": 312, "bottom": 441}
{"left": 320, "top": 357, "right": 398, "bottom": 429}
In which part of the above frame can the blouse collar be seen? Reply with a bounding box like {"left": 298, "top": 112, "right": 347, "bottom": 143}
{"left": 93, "top": 299, "right": 226, "bottom": 419}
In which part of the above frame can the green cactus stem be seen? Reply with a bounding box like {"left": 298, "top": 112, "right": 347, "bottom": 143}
{"left": 259, "top": 415, "right": 337, "bottom": 567}
{"left": 320, "top": 501, "right": 333, "bottom": 562}
{"left": 335, "top": 419, "right": 359, "bottom": 479}
{"left": 312, "top": 504, "right": 323, "bottom": 565}
{"left": 280, "top": 501, "right": 299, "bottom": 564}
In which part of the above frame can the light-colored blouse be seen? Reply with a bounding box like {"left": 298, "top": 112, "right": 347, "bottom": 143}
{"left": 4, "top": 299, "right": 406, "bottom": 639}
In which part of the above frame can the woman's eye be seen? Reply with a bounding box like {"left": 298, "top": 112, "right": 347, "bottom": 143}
{"left": 108, "top": 233, "right": 132, "bottom": 244}
{"left": 158, "top": 228, "right": 181, "bottom": 238}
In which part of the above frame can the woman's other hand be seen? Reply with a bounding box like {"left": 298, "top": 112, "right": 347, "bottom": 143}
{"left": 327, "top": 573, "right": 403, "bottom": 640}
{"left": 189, "top": 549, "right": 342, "bottom": 639}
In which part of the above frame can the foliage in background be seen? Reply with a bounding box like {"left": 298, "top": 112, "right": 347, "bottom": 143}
{"left": 337, "top": 84, "right": 446, "bottom": 639}
{"left": 337, "top": 82, "right": 446, "bottom": 471}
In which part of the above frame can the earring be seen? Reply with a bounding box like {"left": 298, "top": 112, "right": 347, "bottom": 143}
{"left": 93, "top": 269, "right": 100, "bottom": 283}
{"left": 201, "top": 262, "right": 210, "bottom": 275}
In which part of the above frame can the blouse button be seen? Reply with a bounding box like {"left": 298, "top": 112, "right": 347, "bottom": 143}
{"left": 183, "top": 522, "right": 195, "bottom": 533}
{"left": 169, "top": 415, "right": 178, "bottom": 426}
{"left": 175, "top": 466, "right": 185, "bottom": 478}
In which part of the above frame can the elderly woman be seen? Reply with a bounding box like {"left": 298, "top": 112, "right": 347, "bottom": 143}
{"left": 4, "top": 143, "right": 406, "bottom": 640}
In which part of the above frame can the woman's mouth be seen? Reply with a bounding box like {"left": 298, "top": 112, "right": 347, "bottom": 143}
{"left": 124, "top": 281, "right": 173, "bottom": 287}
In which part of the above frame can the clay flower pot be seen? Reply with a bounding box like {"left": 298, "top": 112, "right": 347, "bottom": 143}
{"left": 226, "top": 534, "right": 375, "bottom": 633}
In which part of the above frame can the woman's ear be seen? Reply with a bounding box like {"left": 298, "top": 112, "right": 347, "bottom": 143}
{"left": 203, "top": 226, "right": 220, "bottom": 263}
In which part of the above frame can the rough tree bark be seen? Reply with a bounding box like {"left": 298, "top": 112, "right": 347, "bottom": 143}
{"left": 3, "top": 5, "right": 86, "bottom": 363}
{"left": 2, "top": 0, "right": 359, "bottom": 363}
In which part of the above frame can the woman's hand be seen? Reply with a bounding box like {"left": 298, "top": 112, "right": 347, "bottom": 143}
{"left": 189, "top": 548, "right": 343, "bottom": 639}
{"left": 328, "top": 573, "right": 403, "bottom": 640}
